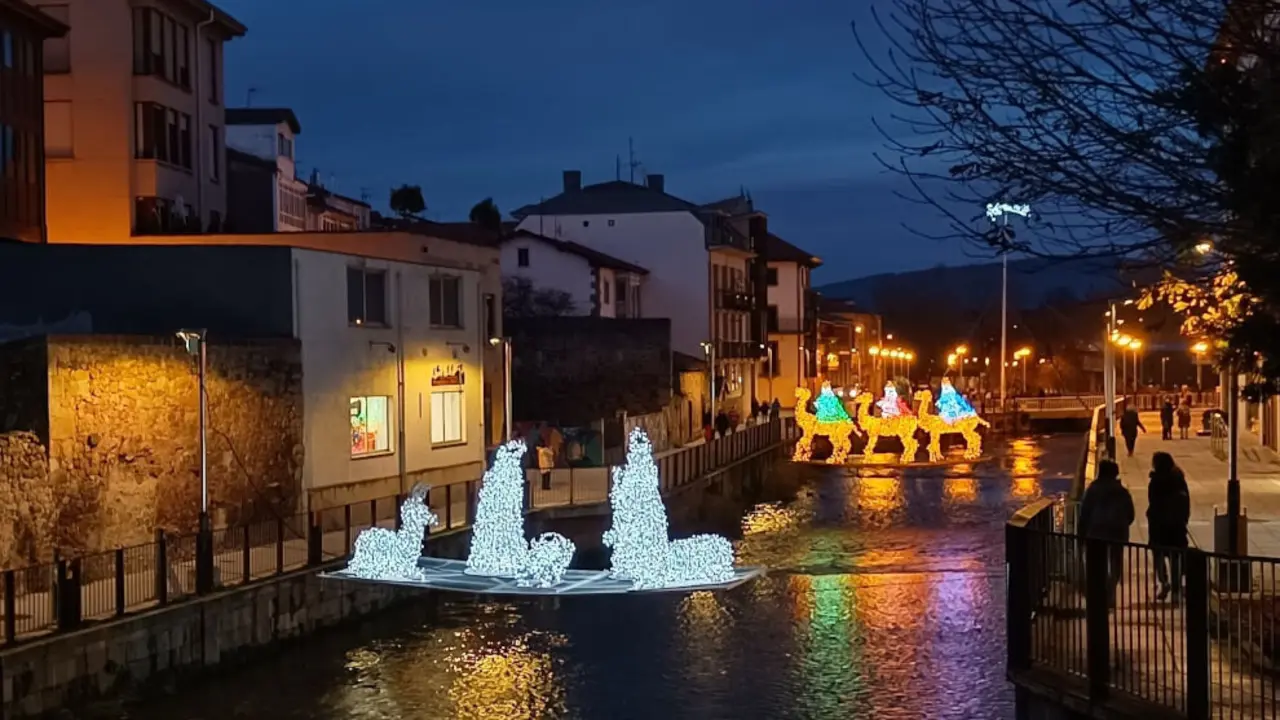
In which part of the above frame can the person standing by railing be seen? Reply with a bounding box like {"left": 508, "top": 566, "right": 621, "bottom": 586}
{"left": 1160, "top": 397, "right": 1175, "bottom": 441}
{"left": 1147, "top": 451, "right": 1190, "bottom": 602}
{"left": 1078, "top": 459, "right": 1135, "bottom": 602}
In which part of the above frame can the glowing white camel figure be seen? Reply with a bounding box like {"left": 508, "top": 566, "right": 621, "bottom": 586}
{"left": 603, "top": 429, "right": 735, "bottom": 590}
{"left": 345, "top": 483, "right": 436, "bottom": 582}
{"left": 465, "top": 439, "right": 576, "bottom": 588}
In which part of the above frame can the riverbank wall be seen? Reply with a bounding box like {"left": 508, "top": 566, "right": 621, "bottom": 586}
{"left": 0, "top": 422, "right": 794, "bottom": 717}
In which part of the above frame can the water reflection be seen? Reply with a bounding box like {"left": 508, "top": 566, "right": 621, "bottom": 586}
{"left": 108, "top": 434, "right": 1081, "bottom": 720}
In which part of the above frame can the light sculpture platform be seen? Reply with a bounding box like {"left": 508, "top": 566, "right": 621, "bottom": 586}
{"left": 792, "top": 384, "right": 859, "bottom": 464}
{"left": 915, "top": 379, "right": 990, "bottom": 461}
{"left": 325, "top": 431, "right": 764, "bottom": 596}
{"left": 323, "top": 557, "right": 763, "bottom": 596}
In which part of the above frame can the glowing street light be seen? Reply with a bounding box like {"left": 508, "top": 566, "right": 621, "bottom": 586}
{"left": 176, "top": 329, "right": 212, "bottom": 593}
{"left": 1192, "top": 341, "right": 1210, "bottom": 390}
{"left": 1013, "top": 347, "right": 1032, "bottom": 393}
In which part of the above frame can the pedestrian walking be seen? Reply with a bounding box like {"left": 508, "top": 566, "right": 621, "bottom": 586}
{"left": 1147, "top": 451, "right": 1191, "bottom": 602}
{"left": 714, "top": 410, "right": 731, "bottom": 438}
{"left": 1160, "top": 397, "right": 1175, "bottom": 441}
{"left": 1119, "top": 407, "right": 1147, "bottom": 457}
{"left": 1078, "top": 459, "right": 1136, "bottom": 600}
{"left": 536, "top": 440, "right": 554, "bottom": 491}
{"left": 1177, "top": 400, "right": 1192, "bottom": 440}
{"left": 770, "top": 398, "right": 781, "bottom": 419}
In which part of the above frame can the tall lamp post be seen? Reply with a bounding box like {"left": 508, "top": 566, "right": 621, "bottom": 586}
{"left": 955, "top": 344, "right": 969, "bottom": 386}
{"left": 176, "top": 329, "right": 212, "bottom": 593}
{"left": 986, "top": 203, "right": 1032, "bottom": 410}
{"left": 1014, "top": 347, "right": 1031, "bottom": 394}
{"left": 1192, "top": 341, "right": 1208, "bottom": 390}
{"left": 700, "top": 341, "right": 716, "bottom": 415}
{"left": 488, "top": 336, "right": 514, "bottom": 441}
{"left": 760, "top": 342, "right": 774, "bottom": 401}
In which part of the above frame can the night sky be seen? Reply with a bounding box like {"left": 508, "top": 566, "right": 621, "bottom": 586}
{"left": 219, "top": 1, "right": 984, "bottom": 282}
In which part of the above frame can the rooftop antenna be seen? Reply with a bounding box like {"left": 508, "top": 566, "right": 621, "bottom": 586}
{"left": 539, "top": 198, "right": 544, "bottom": 236}
{"left": 360, "top": 187, "right": 370, "bottom": 204}
{"left": 246, "top": 87, "right": 258, "bottom": 107}
{"left": 628, "top": 137, "right": 640, "bottom": 184}
{"left": 616, "top": 154, "right": 621, "bottom": 181}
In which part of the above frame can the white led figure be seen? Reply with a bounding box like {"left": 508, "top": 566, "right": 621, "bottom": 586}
{"left": 603, "top": 428, "right": 737, "bottom": 590}
{"left": 345, "top": 483, "right": 436, "bottom": 581}
{"left": 517, "top": 532, "right": 575, "bottom": 588}
{"left": 466, "top": 440, "right": 536, "bottom": 577}
{"left": 466, "top": 439, "right": 577, "bottom": 585}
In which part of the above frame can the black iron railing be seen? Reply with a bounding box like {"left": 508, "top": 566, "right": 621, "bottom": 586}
{"left": 0, "top": 418, "right": 795, "bottom": 646}
{"left": 1008, "top": 503, "right": 1280, "bottom": 718}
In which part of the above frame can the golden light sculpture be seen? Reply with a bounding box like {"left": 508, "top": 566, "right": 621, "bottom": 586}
{"left": 852, "top": 392, "right": 919, "bottom": 463}
{"left": 792, "top": 386, "right": 859, "bottom": 464}
{"left": 914, "top": 388, "right": 990, "bottom": 461}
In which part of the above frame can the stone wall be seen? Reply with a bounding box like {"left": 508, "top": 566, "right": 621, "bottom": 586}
{"left": 0, "top": 570, "right": 417, "bottom": 718}
{"left": 44, "top": 336, "right": 304, "bottom": 554}
{"left": 0, "top": 433, "right": 55, "bottom": 568}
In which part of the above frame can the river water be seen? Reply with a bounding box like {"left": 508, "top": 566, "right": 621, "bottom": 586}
{"left": 94, "top": 435, "right": 1079, "bottom": 720}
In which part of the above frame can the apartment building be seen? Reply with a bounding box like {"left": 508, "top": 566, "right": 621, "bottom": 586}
{"left": 35, "top": 0, "right": 245, "bottom": 242}
{"left": 500, "top": 228, "right": 648, "bottom": 318}
{"left": 511, "top": 172, "right": 767, "bottom": 418}
{"left": 0, "top": 0, "right": 65, "bottom": 242}
{"left": 759, "top": 232, "right": 821, "bottom": 406}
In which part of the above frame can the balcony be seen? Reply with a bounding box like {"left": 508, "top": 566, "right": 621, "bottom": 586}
{"left": 134, "top": 196, "right": 223, "bottom": 235}
{"left": 719, "top": 290, "right": 755, "bottom": 312}
{"left": 715, "top": 341, "right": 764, "bottom": 360}
{"left": 705, "top": 221, "right": 754, "bottom": 257}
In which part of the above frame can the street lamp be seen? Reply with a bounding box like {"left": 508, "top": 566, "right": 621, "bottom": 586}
{"left": 1014, "top": 347, "right": 1032, "bottom": 394}
{"left": 905, "top": 351, "right": 915, "bottom": 382}
{"left": 760, "top": 342, "right": 775, "bottom": 400}
{"left": 986, "top": 202, "right": 1032, "bottom": 410}
{"left": 700, "top": 341, "right": 716, "bottom": 415}
{"left": 955, "top": 344, "right": 969, "bottom": 385}
{"left": 1161, "top": 356, "right": 1169, "bottom": 389}
{"left": 176, "top": 329, "right": 212, "bottom": 593}
{"left": 488, "top": 336, "right": 514, "bottom": 441}
{"left": 1192, "top": 341, "right": 1209, "bottom": 390}
{"left": 1129, "top": 339, "right": 1143, "bottom": 388}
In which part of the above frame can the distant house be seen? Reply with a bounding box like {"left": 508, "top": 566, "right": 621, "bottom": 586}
{"left": 500, "top": 229, "right": 647, "bottom": 318}
{"left": 760, "top": 232, "right": 821, "bottom": 405}
{"left": 225, "top": 107, "right": 371, "bottom": 233}
{"left": 512, "top": 172, "right": 768, "bottom": 418}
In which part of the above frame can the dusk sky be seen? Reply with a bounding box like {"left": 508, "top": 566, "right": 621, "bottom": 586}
{"left": 218, "top": 1, "right": 990, "bottom": 282}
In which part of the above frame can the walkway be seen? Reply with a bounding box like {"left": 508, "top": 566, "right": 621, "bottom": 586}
{"left": 1116, "top": 411, "right": 1280, "bottom": 557}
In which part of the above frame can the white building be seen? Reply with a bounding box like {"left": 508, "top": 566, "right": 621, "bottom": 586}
{"left": 760, "top": 233, "right": 822, "bottom": 406}
{"left": 224, "top": 107, "right": 371, "bottom": 233}
{"left": 512, "top": 172, "right": 766, "bottom": 418}
{"left": 500, "top": 228, "right": 647, "bottom": 317}
{"left": 225, "top": 107, "right": 308, "bottom": 231}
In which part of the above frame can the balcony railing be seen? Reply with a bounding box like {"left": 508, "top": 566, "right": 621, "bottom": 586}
{"left": 134, "top": 196, "right": 202, "bottom": 235}
{"left": 706, "top": 225, "right": 753, "bottom": 254}
{"left": 716, "top": 340, "right": 764, "bottom": 359}
{"left": 719, "top": 291, "right": 755, "bottom": 311}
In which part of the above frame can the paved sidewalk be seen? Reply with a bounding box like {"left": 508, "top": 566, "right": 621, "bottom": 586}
{"left": 1116, "top": 411, "right": 1280, "bottom": 557}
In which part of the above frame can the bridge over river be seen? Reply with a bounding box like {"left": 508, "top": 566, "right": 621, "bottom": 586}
{"left": 92, "top": 433, "right": 1083, "bottom": 720}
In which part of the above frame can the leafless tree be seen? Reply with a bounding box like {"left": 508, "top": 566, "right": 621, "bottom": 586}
{"left": 854, "top": 0, "right": 1280, "bottom": 264}
{"left": 503, "top": 277, "right": 576, "bottom": 318}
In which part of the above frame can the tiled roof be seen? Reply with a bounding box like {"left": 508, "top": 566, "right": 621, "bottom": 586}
{"left": 506, "top": 230, "right": 648, "bottom": 274}
{"left": 225, "top": 108, "right": 301, "bottom": 134}
{"left": 766, "top": 233, "right": 821, "bottom": 266}
{"left": 512, "top": 180, "right": 699, "bottom": 218}
{"left": 369, "top": 215, "right": 504, "bottom": 248}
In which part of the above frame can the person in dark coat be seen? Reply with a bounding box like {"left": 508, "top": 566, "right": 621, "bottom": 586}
{"left": 1119, "top": 407, "right": 1147, "bottom": 457}
{"left": 1147, "top": 451, "right": 1191, "bottom": 601}
{"left": 1079, "top": 459, "right": 1135, "bottom": 596}
{"left": 1159, "top": 398, "right": 1175, "bottom": 441}
{"left": 770, "top": 398, "right": 782, "bottom": 419}
{"left": 714, "top": 410, "right": 731, "bottom": 438}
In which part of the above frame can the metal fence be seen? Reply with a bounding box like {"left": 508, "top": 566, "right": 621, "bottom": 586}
{"left": 0, "top": 417, "right": 794, "bottom": 646}
{"left": 1009, "top": 500, "right": 1280, "bottom": 719}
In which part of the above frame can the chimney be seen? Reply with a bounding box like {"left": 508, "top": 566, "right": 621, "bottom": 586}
{"left": 647, "top": 173, "right": 664, "bottom": 192}
{"left": 563, "top": 170, "right": 581, "bottom": 192}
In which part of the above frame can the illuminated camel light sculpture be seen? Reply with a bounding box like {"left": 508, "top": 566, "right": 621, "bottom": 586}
{"left": 914, "top": 389, "right": 990, "bottom": 461}
{"left": 852, "top": 392, "right": 920, "bottom": 463}
{"left": 792, "top": 386, "right": 859, "bottom": 464}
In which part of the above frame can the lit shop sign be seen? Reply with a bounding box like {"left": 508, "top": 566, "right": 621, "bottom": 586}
{"left": 431, "top": 363, "right": 466, "bottom": 387}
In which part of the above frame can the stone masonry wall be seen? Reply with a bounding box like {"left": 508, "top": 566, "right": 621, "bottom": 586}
{"left": 0, "top": 571, "right": 417, "bottom": 718}
{"left": 0, "top": 433, "right": 55, "bottom": 568}
{"left": 45, "top": 336, "right": 304, "bottom": 554}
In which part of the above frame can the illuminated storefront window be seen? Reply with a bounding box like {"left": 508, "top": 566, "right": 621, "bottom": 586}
{"left": 350, "top": 395, "right": 391, "bottom": 456}
{"left": 431, "top": 389, "right": 465, "bottom": 446}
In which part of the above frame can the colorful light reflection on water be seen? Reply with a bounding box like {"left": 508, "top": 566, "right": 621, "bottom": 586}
{"left": 102, "top": 434, "right": 1078, "bottom": 720}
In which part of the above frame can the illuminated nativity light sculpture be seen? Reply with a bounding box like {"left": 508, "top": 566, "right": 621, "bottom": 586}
{"left": 915, "top": 379, "right": 990, "bottom": 461}
{"left": 345, "top": 483, "right": 436, "bottom": 582}
{"left": 792, "top": 384, "right": 859, "bottom": 463}
{"left": 853, "top": 390, "right": 919, "bottom": 463}
{"left": 466, "top": 439, "right": 576, "bottom": 588}
{"left": 604, "top": 428, "right": 736, "bottom": 590}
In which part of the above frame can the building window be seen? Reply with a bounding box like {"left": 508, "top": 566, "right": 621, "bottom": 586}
{"left": 208, "top": 125, "right": 220, "bottom": 181}
{"left": 280, "top": 185, "right": 305, "bottom": 227}
{"left": 582, "top": 220, "right": 589, "bottom": 227}
{"left": 206, "top": 38, "right": 219, "bottom": 103}
{"left": 44, "top": 101, "right": 73, "bottom": 158}
{"left": 766, "top": 341, "right": 780, "bottom": 376}
{"left": 766, "top": 267, "right": 778, "bottom": 286}
{"left": 602, "top": 279, "right": 611, "bottom": 305}
{"left": 278, "top": 133, "right": 292, "bottom": 159}
{"left": 347, "top": 267, "right": 388, "bottom": 326}
{"left": 430, "top": 390, "right": 465, "bottom": 446}
{"left": 134, "top": 103, "right": 192, "bottom": 169}
{"left": 429, "top": 275, "right": 462, "bottom": 328}
{"left": 37, "top": 5, "right": 70, "bottom": 72}
{"left": 350, "top": 396, "right": 392, "bottom": 456}
{"left": 132, "top": 8, "right": 191, "bottom": 90}
{"left": 484, "top": 293, "right": 496, "bottom": 340}
{"left": 517, "top": 247, "right": 529, "bottom": 267}
{"left": 1, "top": 31, "right": 10, "bottom": 68}
{"left": 767, "top": 305, "right": 779, "bottom": 333}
